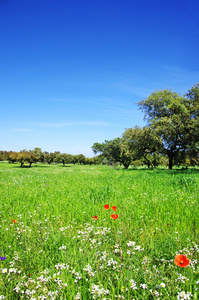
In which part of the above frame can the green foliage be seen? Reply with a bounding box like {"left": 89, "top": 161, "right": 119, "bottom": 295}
{"left": 76, "top": 154, "right": 86, "bottom": 164}
{"left": 32, "top": 147, "right": 44, "bottom": 162}
{"left": 138, "top": 85, "right": 199, "bottom": 169}
{"left": 44, "top": 152, "right": 57, "bottom": 164}
{"left": 7, "top": 151, "right": 18, "bottom": 163}
{"left": 122, "top": 126, "right": 163, "bottom": 168}
{"left": 55, "top": 153, "right": 72, "bottom": 165}
{"left": 0, "top": 150, "right": 11, "bottom": 161}
{"left": 17, "top": 150, "right": 37, "bottom": 167}
{"left": 92, "top": 138, "right": 132, "bottom": 168}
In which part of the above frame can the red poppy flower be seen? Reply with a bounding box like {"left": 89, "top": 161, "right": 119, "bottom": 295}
{"left": 92, "top": 216, "right": 98, "bottom": 220}
{"left": 174, "top": 254, "right": 190, "bottom": 268}
{"left": 111, "top": 206, "right": 117, "bottom": 211}
{"left": 111, "top": 214, "right": 118, "bottom": 220}
{"left": 104, "top": 204, "right": 109, "bottom": 210}
{"left": 13, "top": 219, "right": 17, "bottom": 224}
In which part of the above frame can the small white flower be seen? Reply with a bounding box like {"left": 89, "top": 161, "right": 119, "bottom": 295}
{"left": 59, "top": 245, "right": 66, "bottom": 250}
{"left": 140, "top": 283, "right": 147, "bottom": 289}
{"left": 9, "top": 268, "right": 14, "bottom": 273}
{"left": 127, "top": 241, "right": 135, "bottom": 247}
{"left": 154, "top": 291, "right": 159, "bottom": 297}
{"left": 160, "top": 282, "right": 166, "bottom": 288}
{"left": 130, "top": 279, "right": 137, "bottom": 290}
{"left": 2, "top": 268, "right": 7, "bottom": 273}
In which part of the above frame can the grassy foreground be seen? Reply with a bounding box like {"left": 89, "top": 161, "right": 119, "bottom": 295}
{"left": 0, "top": 163, "right": 199, "bottom": 299}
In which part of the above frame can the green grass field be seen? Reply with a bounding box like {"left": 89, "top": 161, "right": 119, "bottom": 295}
{"left": 0, "top": 162, "right": 199, "bottom": 299}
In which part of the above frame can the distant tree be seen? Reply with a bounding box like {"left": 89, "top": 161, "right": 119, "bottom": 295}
{"left": 71, "top": 155, "right": 79, "bottom": 164}
{"left": 17, "top": 152, "right": 25, "bottom": 167}
{"left": 84, "top": 157, "right": 92, "bottom": 165}
{"left": 54, "top": 151, "right": 61, "bottom": 159}
{"left": 92, "top": 138, "right": 132, "bottom": 169}
{"left": 93, "top": 155, "right": 103, "bottom": 165}
{"left": 55, "top": 153, "right": 71, "bottom": 166}
{"left": 25, "top": 152, "right": 37, "bottom": 167}
{"left": 65, "top": 154, "right": 74, "bottom": 164}
{"left": 17, "top": 151, "right": 37, "bottom": 167}
{"left": 140, "top": 153, "right": 161, "bottom": 168}
{"left": 0, "top": 151, "right": 8, "bottom": 161}
{"left": 39, "top": 152, "right": 45, "bottom": 163}
{"left": 0, "top": 151, "right": 9, "bottom": 161}
{"left": 76, "top": 154, "right": 86, "bottom": 164}
{"left": 8, "top": 152, "right": 18, "bottom": 163}
{"left": 84, "top": 157, "right": 101, "bottom": 165}
{"left": 122, "top": 126, "right": 163, "bottom": 168}
{"left": 44, "top": 152, "right": 55, "bottom": 164}
{"left": 0, "top": 151, "right": 3, "bottom": 161}
{"left": 31, "top": 147, "right": 44, "bottom": 162}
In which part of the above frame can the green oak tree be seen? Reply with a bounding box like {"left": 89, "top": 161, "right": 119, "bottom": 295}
{"left": 92, "top": 137, "right": 132, "bottom": 169}
{"left": 31, "top": 147, "right": 45, "bottom": 163}
{"left": 122, "top": 126, "right": 163, "bottom": 168}
{"left": 17, "top": 151, "right": 37, "bottom": 167}
{"left": 76, "top": 154, "right": 86, "bottom": 164}
{"left": 8, "top": 152, "right": 18, "bottom": 163}
{"left": 138, "top": 87, "right": 199, "bottom": 169}
{"left": 55, "top": 153, "right": 71, "bottom": 166}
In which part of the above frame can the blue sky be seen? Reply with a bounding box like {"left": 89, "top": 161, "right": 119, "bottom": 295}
{"left": 1, "top": 0, "right": 199, "bottom": 157}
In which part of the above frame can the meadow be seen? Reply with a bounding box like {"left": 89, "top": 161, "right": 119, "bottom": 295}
{"left": 0, "top": 162, "right": 199, "bottom": 300}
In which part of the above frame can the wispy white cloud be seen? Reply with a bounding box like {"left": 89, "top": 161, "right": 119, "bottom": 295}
{"left": 37, "top": 121, "right": 111, "bottom": 128}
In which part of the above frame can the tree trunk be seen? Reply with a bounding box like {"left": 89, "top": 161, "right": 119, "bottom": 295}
{"left": 123, "top": 164, "right": 129, "bottom": 169}
{"left": 168, "top": 153, "right": 173, "bottom": 170}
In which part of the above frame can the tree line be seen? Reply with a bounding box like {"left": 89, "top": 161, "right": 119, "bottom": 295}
{"left": 0, "top": 149, "right": 102, "bottom": 167}
{"left": 92, "top": 83, "right": 199, "bottom": 169}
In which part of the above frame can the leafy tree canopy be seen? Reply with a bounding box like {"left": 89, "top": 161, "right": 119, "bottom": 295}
{"left": 138, "top": 85, "right": 199, "bottom": 169}
{"left": 92, "top": 138, "right": 132, "bottom": 169}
